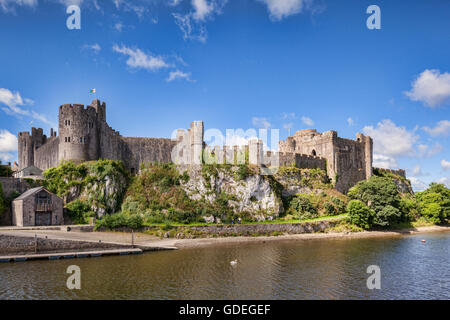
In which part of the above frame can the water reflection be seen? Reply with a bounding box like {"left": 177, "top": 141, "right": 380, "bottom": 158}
{"left": 0, "top": 232, "right": 448, "bottom": 300}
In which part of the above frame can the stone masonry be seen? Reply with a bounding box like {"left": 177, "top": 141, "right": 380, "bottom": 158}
{"left": 16, "top": 99, "right": 401, "bottom": 194}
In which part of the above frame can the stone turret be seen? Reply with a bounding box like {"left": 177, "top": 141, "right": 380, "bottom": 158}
{"left": 190, "top": 121, "right": 204, "bottom": 165}
{"left": 356, "top": 133, "right": 373, "bottom": 180}
{"left": 17, "top": 128, "right": 48, "bottom": 170}
{"left": 58, "top": 102, "right": 101, "bottom": 163}
{"left": 249, "top": 139, "right": 263, "bottom": 165}
{"left": 91, "top": 99, "right": 106, "bottom": 122}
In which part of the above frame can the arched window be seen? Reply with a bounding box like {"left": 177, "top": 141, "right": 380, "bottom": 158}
{"left": 311, "top": 150, "right": 317, "bottom": 156}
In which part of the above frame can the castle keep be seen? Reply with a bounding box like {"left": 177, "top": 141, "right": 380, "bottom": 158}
{"left": 17, "top": 99, "right": 405, "bottom": 193}
{"left": 18, "top": 100, "right": 176, "bottom": 174}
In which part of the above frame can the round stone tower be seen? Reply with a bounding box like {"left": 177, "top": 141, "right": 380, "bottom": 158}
{"left": 58, "top": 103, "right": 99, "bottom": 163}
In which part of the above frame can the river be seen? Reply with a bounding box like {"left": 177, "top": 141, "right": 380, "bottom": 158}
{"left": 0, "top": 231, "right": 448, "bottom": 299}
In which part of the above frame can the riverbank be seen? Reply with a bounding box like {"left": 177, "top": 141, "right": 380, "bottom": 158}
{"left": 2, "top": 224, "right": 448, "bottom": 256}
{"left": 154, "top": 224, "right": 450, "bottom": 249}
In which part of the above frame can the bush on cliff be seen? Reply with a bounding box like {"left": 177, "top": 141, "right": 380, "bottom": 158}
{"left": 43, "top": 160, "right": 129, "bottom": 217}
{"left": 287, "top": 194, "right": 318, "bottom": 220}
{"left": 123, "top": 163, "right": 206, "bottom": 224}
{"left": 285, "top": 190, "right": 348, "bottom": 221}
{"left": 124, "top": 163, "right": 197, "bottom": 213}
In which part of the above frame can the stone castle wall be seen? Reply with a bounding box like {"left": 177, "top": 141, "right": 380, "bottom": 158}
{"left": 17, "top": 99, "right": 381, "bottom": 194}
{"left": 279, "top": 129, "right": 373, "bottom": 193}
{"left": 121, "top": 137, "right": 177, "bottom": 171}
{"left": 0, "top": 177, "right": 32, "bottom": 198}
{"left": 34, "top": 136, "right": 59, "bottom": 170}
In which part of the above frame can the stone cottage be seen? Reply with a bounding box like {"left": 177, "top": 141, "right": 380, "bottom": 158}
{"left": 12, "top": 187, "right": 64, "bottom": 227}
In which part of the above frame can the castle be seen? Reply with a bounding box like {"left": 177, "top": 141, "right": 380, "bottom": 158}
{"left": 17, "top": 99, "right": 405, "bottom": 193}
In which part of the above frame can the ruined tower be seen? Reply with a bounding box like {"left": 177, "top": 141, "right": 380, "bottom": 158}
{"left": 279, "top": 129, "right": 374, "bottom": 193}
{"left": 17, "top": 128, "right": 47, "bottom": 170}
{"left": 58, "top": 101, "right": 101, "bottom": 163}
{"left": 190, "top": 121, "right": 204, "bottom": 165}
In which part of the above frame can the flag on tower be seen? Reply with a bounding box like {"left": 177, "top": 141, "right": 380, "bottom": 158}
{"left": 90, "top": 88, "right": 96, "bottom": 93}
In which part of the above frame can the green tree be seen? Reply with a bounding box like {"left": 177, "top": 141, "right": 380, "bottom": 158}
{"left": 415, "top": 183, "right": 449, "bottom": 224}
{"left": 348, "top": 176, "right": 403, "bottom": 227}
{"left": 347, "top": 200, "right": 375, "bottom": 230}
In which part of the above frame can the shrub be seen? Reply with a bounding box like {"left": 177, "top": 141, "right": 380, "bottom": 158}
{"left": 331, "top": 197, "right": 346, "bottom": 214}
{"left": 65, "top": 199, "right": 94, "bottom": 224}
{"left": 167, "top": 208, "right": 203, "bottom": 224}
{"left": 95, "top": 212, "right": 143, "bottom": 230}
{"left": 324, "top": 202, "right": 337, "bottom": 216}
{"left": 289, "top": 194, "right": 318, "bottom": 220}
{"left": 347, "top": 200, "right": 374, "bottom": 230}
{"left": 235, "top": 165, "right": 252, "bottom": 181}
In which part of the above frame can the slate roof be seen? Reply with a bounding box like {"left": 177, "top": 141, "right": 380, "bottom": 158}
{"left": 14, "top": 187, "right": 49, "bottom": 201}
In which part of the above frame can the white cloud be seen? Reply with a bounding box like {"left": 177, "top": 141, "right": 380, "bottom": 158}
{"left": 252, "top": 117, "right": 271, "bottom": 129}
{"left": 301, "top": 116, "right": 314, "bottom": 126}
{"left": 192, "top": 0, "right": 214, "bottom": 21}
{"left": 113, "top": 0, "right": 148, "bottom": 19}
{"left": 113, "top": 44, "right": 170, "bottom": 71}
{"left": 436, "top": 177, "right": 450, "bottom": 188}
{"left": 82, "top": 43, "right": 101, "bottom": 53}
{"left": 0, "top": 88, "right": 33, "bottom": 109}
{"left": 0, "top": 129, "right": 17, "bottom": 163}
{"left": 114, "top": 22, "right": 123, "bottom": 32}
{"left": 166, "top": 70, "right": 194, "bottom": 82}
{"left": 409, "top": 177, "right": 428, "bottom": 192}
{"left": 411, "top": 164, "right": 423, "bottom": 177}
{"left": 372, "top": 154, "right": 398, "bottom": 169}
{"left": 417, "top": 143, "right": 442, "bottom": 158}
{"left": 169, "top": 0, "right": 182, "bottom": 6}
{"left": 0, "top": 0, "right": 37, "bottom": 12}
{"left": 173, "top": 0, "right": 227, "bottom": 42}
{"left": 423, "top": 120, "right": 450, "bottom": 137}
{"left": 442, "top": 159, "right": 450, "bottom": 171}
{"left": 258, "top": 0, "right": 311, "bottom": 21}
{"left": 225, "top": 135, "right": 252, "bottom": 146}
{"left": 0, "top": 129, "right": 17, "bottom": 153}
{"left": 347, "top": 117, "right": 354, "bottom": 126}
{"left": 363, "top": 119, "right": 444, "bottom": 170}
{"left": 405, "top": 69, "right": 450, "bottom": 108}
{"left": 0, "top": 88, "right": 53, "bottom": 125}
{"left": 281, "top": 112, "right": 296, "bottom": 120}
{"left": 363, "top": 119, "right": 418, "bottom": 158}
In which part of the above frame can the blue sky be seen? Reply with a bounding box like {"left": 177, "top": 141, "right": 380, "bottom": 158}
{"left": 0, "top": 0, "right": 449, "bottom": 191}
